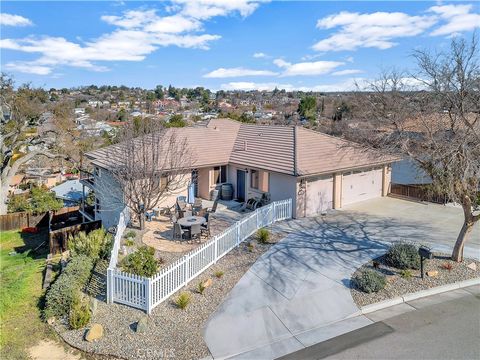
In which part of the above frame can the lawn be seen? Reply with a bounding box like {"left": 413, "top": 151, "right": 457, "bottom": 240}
{"left": 0, "top": 229, "right": 52, "bottom": 359}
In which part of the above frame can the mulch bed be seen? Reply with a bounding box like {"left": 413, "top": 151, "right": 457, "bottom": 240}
{"left": 54, "top": 230, "right": 285, "bottom": 360}
{"left": 351, "top": 253, "right": 480, "bottom": 307}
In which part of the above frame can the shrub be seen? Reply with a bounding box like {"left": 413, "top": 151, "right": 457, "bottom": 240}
{"left": 44, "top": 255, "right": 94, "bottom": 319}
{"left": 121, "top": 246, "right": 159, "bottom": 277}
{"left": 124, "top": 230, "right": 136, "bottom": 239}
{"left": 400, "top": 269, "right": 413, "bottom": 279}
{"left": 257, "top": 228, "right": 270, "bottom": 244}
{"left": 354, "top": 269, "right": 386, "bottom": 293}
{"left": 68, "top": 294, "right": 91, "bottom": 329}
{"left": 125, "top": 238, "right": 135, "bottom": 247}
{"left": 385, "top": 243, "right": 420, "bottom": 270}
{"left": 198, "top": 281, "right": 206, "bottom": 295}
{"left": 175, "top": 292, "right": 191, "bottom": 310}
{"left": 214, "top": 270, "right": 224, "bottom": 278}
{"left": 68, "top": 229, "right": 113, "bottom": 260}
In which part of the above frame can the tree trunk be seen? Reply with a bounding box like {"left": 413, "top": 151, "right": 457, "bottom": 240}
{"left": 139, "top": 211, "right": 145, "bottom": 230}
{"left": 452, "top": 219, "right": 474, "bottom": 262}
{"left": 0, "top": 182, "right": 9, "bottom": 215}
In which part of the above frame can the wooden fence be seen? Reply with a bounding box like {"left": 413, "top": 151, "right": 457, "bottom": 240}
{"left": 390, "top": 184, "right": 448, "bottom": 204}
{"left": 0, "top": 206, "right": 80, "bottom": 231}
{"left": 107, "top": 199, "right": 293, "bottom": 313}
{"left": 49, "top": 220, "right": 101, "bottom": 254}
{"left": 0, "top": 212, "right": 48, "bottom": 231}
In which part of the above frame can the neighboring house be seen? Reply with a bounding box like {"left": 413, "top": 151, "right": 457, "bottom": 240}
{"left": 392, "top": 159, "right": 432, "bottom": 185}
{"left": 82, "top": 118, "right": 397, "bottom": 228}
{"left": 8, "top": 174, "right": 25, "bottom": 195}
{"left": 24, "top": 169, "right": 63, "bottom": 188}
{"left": 51, "top": 179, "right": 90, "bottom": 207}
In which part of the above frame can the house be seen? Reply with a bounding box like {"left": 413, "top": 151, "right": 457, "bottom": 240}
{"left": 82, "top": 119, "right": 396, "bottom": 228}
{"left": 51, "top": 179, "right": 90, "bottom": 206}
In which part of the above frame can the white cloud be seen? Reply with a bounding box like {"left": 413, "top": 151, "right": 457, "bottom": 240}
{"left": 429, "top": 4, "right": 480, "bottom": 36}
{"left": 313, "top": 11, "right": 437, "bottom": 51}
{"left": 0, "top": 13, "right": 33, "bottom": 27}
{"left": 274, "top": 58, "right": 344, "bottom": 76}
{"left": 204, "top": 67, "right": 277, "bottom": 78}
{"left": 331, "top": 69, "right": 363, "bottom": 76}
{"left": 1, "top": 2, "right": 265, "bottom": 75}
{"left": 4, "top": 62, "right": 51, "bottom": 75}
{"left": 221, "top": 78, "right": 362, "bottom": 92}
{"left": 253, "top": 52, "right": 267, "bottom": 58}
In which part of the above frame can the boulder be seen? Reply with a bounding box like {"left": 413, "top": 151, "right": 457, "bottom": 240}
{"left": 202, "top": 278, "right": 213, "bottom": 288}
{"left": 136, "top": 316, "right": 148, "bottom": 333}
{"left": 85, "top": 324, "right": 104, "bottom": 342}
{"left": 426, "top": 270, "right": 438, "bottom": 277}
{"left": 467, "top": 262, "right": 477, "bottom": 271}
{"left": 47, "top": 317, "right": 56, "bottom": 325}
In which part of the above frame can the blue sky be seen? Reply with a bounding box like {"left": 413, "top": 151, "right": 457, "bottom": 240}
{"left": 1, "top": 1, "right": 479, "bottom": 91}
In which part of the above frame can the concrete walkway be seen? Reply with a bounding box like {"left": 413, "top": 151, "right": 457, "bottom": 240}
{"left": 203, "top": 198, "right": 480, "bottom": 359}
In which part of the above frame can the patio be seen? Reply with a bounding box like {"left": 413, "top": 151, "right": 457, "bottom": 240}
{"left": 140, "top": 199, "right": 251, "bottom": 263}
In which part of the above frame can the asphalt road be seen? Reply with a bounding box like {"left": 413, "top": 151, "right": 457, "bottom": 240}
{"left": 279, "top": 290, "right": 480, "bottom": 360}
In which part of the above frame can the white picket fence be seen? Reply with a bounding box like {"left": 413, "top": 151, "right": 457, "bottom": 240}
{"left": 107, "top": 198, "right": 292, "bottom": 313}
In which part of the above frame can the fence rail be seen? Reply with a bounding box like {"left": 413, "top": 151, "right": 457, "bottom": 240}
{"left": 107, "top": 198, "right": 292, "bottom": 313}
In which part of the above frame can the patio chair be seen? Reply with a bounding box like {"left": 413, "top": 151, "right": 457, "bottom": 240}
{"left": 201, "top": 219, "right": 210, "bottom": 238}
{"left": 208, "top": 199, "right": 219, "bottom": 213}
{"left": 196, "top": 208, "right": 208, "bottom": 218}
{"left": 170, "top": 214, "right": 178, "bottom": 224}
{"left": 177, "top": 195, "right": 187, "bottom": 202}
{"left": 190, "top": 224, "right": 202, "bottom": 242}
{"left": 194, "top": 198, "right": 202, "bottom": 208}
{"left": 184, "top": 210, "right": 192, "bottom": 218}
{"left": 172, "top": 223, "right": 188, "bottom": 240}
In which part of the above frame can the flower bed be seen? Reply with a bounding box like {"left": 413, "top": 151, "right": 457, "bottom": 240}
{"left": 351, "top": 253, "right": 480, "bottom": 307}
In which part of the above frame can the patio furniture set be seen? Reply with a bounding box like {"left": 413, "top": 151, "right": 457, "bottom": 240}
{"left": 169, "top": 196, "right": 218, "bottom": 242}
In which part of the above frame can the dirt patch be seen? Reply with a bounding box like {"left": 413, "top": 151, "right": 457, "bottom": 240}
{"left": 29, "top": 340, "right": 82, "bottom": 360}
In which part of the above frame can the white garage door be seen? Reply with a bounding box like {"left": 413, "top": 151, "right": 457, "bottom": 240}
{"left": 306, "top": 176, "right": 333, "bottom": 216}
{"left": 342, "top": 168, "right": 383, "bottom": 206}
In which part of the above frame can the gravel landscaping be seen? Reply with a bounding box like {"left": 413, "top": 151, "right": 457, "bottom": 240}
{"left": 54, "top": 230, "right": 285, "bottom": 360}
{"left": 351, "top": 253, "right": 480, "bottom": 307}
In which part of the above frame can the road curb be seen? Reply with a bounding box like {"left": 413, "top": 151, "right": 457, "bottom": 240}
{"left": 361, "top": 277, "right": 480, "bottom": 315}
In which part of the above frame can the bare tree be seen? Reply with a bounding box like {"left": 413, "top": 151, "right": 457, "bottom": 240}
{"left": 350, "top": 36, "right": 480, "bottom": 262}
{"left": 103, "top": 119, "right": 193, "bottom": 230}
{"left": 0, "top": 74, "right": 68, "bottom": 215}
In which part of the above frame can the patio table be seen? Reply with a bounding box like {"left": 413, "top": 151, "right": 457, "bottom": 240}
{"left": 177, "top": 216, "right": 206, "bottom": 228}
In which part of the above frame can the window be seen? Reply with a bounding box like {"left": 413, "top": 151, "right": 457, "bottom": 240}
{"left": 213, "top": 165, "right": 227, "bottom": 184}
{"left": 251, "top": 170, "right": 259, "bottom": 189}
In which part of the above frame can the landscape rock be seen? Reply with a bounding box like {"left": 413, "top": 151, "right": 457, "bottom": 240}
{"left": 202, "top": 278, "right": 213, "bottom": 288}
{"left": 426, "top": 270, "right": 438, "bottom": 277}
{"left": 85, "top": 324, "right": 104, "bottom": 342}
{"left": 467, "top": 262, "right": 477, "bottom": 271}
{"left": 136, "top": 316, "right": 148, "bottom": 333}
{"left": 47, "top": 317, "right": 56, "bottom": 325}
{"left": 89, "top": 298, "right": 98, "bottom": 315}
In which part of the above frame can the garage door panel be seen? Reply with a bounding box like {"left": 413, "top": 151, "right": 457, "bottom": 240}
{"left": 306, "top": 176, "right": 333, "bottom": 216}
{"left": 342, "top": 169, "right": 382, "bottom": 206}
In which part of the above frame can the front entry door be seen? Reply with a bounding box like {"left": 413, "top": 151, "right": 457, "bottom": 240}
{"left": 237, "top": 170, "right": 246, "bottom": 202}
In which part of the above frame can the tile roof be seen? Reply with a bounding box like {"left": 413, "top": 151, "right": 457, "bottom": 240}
{"left": 85, "top": 118, "right": 395, "bottom": 176}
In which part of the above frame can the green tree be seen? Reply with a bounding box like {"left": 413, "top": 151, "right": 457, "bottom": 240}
{"left": 7, "top": 194, "right": 31, "bottom": 213}
{"left": 298, "top": 96, "right": 317, "bottom": 122}
{"left": 29, "top": 186, "right": 63, "bottom": 213}
{"left": 154, "top": 85, "right": 164, "bottom": 100}
{"left": 166, "top": 114, "right": 186, "bottom": 128}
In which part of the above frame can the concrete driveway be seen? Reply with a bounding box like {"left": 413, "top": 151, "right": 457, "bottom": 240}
{"left": 203, "top": 197, "right": 480, "bottom": 359}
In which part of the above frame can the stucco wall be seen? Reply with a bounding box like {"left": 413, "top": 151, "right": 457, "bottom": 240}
{"left": 268, "top": 172, "right": 297, "bottom": 217}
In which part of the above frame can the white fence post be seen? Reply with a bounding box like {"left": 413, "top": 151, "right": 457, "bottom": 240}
{"left": 235, "top": 222, "right": 240, "bottom": 247}
{"left": 214, "top": 236, "right": 218, "bottom": 263}
{"left": 107, "top": 268, "right": 113, "bottom": 304}
{"left": 184, "top": 255, "right": 190, "bottom": 286}
{"left": 145, "top": 277, "right": 151, "bottom": 314}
